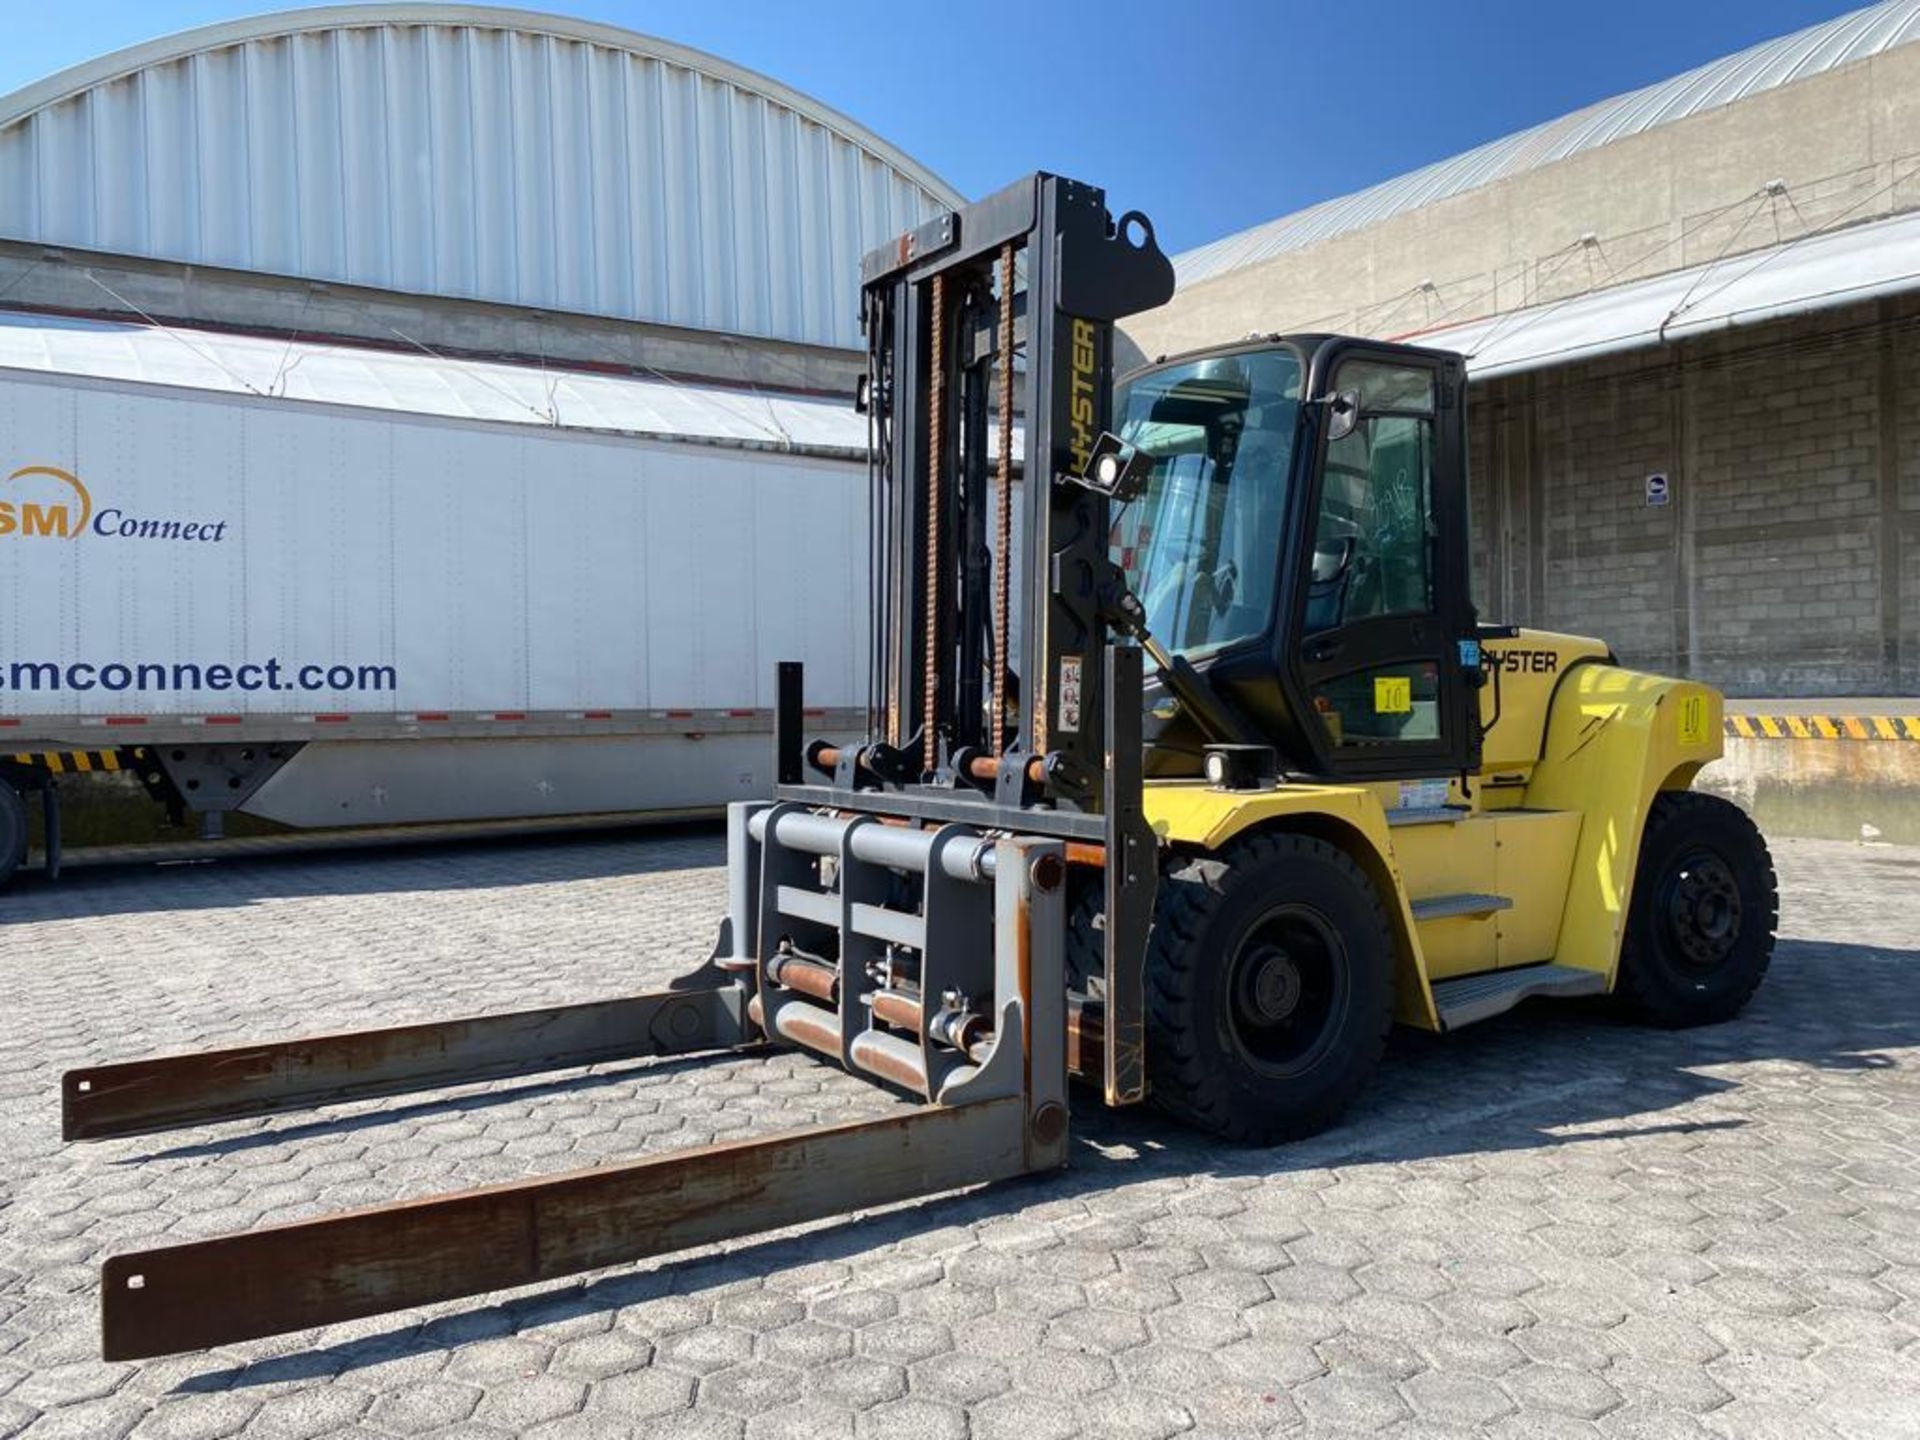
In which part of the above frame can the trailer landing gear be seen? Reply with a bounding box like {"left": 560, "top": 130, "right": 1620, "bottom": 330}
{"left": 0, "top": 771, "right": 60, "bottom": 887}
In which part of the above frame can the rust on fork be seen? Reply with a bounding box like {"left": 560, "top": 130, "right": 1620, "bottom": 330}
{"left": 99, "top": 1096, "right": 1027, "bottom": 1361}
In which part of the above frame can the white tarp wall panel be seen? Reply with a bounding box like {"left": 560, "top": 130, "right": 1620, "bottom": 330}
{"left": 524, "top": 433, "right": 647, "bottom": 712}
{"left": 0, "top": 371, "right": 866, "bottom": 719}
{"left": 387, "top": 418, "right": 528, "bottom": 709}
{"left": 636, "top": 449, "right": 759, "bottom": 709}
{"left": 0, "top": 309, "right": 872, "bottom": 452}
{"left": 0, "top": 8, "right": 963, "bottom": 348}
{"left": 749, "top": 449, "right": 866, "bottom": 714}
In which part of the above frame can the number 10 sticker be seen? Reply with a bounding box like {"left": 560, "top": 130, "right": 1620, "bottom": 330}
{"left": 1374, "top": 675, "right": 1412, "bottom": 714}
{"left": 1678, "top": 692, "right": 1708, "bottom": 745}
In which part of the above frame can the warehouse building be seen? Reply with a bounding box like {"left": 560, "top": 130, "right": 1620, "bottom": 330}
{"left": 1126, "top": 0, "right": 1920, "bottom": 702}
{"left": 0, "top": 4, "right": 957, "bottom": 401}
{"left": 0, "top": 5, "right": 959, "bottom": 862}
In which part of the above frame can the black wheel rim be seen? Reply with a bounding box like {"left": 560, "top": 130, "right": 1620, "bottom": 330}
{"left": 1223, "top": 903, "right": 1349, "bottom": 1078}
{"left": 1657, "top": 845, "right": 1744, "bottom": 970}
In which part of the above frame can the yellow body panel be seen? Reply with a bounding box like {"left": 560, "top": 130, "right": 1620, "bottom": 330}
{"left": 1523, "top": 663, "right": 1722, "bottom": 980}
{"left": 1492, "top": 810, "right": 1582, "bottom": 968}
{"left": 1139, "top": 629, "right": 1723, "bottom": 1031}
{"left": 1477, "top": 631, "right": 1614, "bottom": 776}
{"left": 1141, "top": 779, "right": 1441, "bottom": 1029}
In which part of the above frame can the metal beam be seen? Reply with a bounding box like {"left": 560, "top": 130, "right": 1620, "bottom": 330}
{"left": 771, "top": 782, "right": 1106, "bottom": 840}
{"left": 99, "top": 1095, "right": 1030, "bottom": 1360}
{"left": 63, "top": 987, "right": 748, "bottom": 1141}
{"left": 1101, "top": 644, "right": 1153, "bottom": 1106}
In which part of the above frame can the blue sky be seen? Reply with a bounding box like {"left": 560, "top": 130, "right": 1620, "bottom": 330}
{"left": 0, "top": 1, "right": 1869, "bottom": 254}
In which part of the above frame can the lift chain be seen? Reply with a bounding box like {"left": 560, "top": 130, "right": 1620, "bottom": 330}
{"left": 924, "top": 271, "right": 945, "bottom": 765}
{"left": 993, "top": 243, "right": 1015, "bottom": 756}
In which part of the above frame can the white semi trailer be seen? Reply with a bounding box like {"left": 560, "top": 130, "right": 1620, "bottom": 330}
{"left": 0, "top": 310, "right": 870, "bottom": 884}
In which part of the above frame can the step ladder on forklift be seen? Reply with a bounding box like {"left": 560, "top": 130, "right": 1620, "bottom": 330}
{"left": 1385, "top": 802, "right": 1604, "bottom": 1029}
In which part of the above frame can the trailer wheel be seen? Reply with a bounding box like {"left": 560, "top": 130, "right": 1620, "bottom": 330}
{"left": 0, "top": 777, "right": 26, "bottom": 889}
{"left": 1615, "top": 791, "right": 1776, "bottom": 1028}
{"left": 1144, "top": 832, "right": 1394, "bottom": 1146}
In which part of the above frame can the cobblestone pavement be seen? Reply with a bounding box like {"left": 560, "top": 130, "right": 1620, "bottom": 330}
{"left": 2, "top": 827, "right": 1918, "bottom": 1440}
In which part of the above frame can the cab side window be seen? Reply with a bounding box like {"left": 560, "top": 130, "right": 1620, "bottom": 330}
{"left": 1303, "top": 360, "right": 1445, "bottom": 747}
{"left": 1306, "top": 362, "right": 1437, "bottom": 634}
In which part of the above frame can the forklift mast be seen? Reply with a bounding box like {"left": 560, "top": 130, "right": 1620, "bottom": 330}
{"left": 781, "top": 173, "right": 1175, "bottom": 828}
{"left": 775, "top": 172, "right": 1177, "bottom": 1105}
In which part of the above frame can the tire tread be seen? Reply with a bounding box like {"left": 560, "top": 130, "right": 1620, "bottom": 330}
{"left": 1145, "top": 832, "right": 1394, "bottom": 1144}
{"left": 1615, "top": 790, "right": 1777, "bottom": 1027}
{"left": 0, "top": 779, "right": 26, "bottom": 890}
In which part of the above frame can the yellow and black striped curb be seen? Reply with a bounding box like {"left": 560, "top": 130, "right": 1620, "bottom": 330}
{"left": 1727, "top": 715, "right": 1920, "bottom": 741}
{"left": 6, "top": 749, "right": 125, "bottom": 773}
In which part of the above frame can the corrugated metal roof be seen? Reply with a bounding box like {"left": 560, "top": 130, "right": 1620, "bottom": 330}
{"left": 0, "top": 6, "right": 964, "bottom": 350}
{"left": 1406, "top": 203, "right": 1920, "bottom": 377}
{"left": 0, "top": 307, "right": 873, "bottom": 455}
{"left": 1175, "top": 0, "right": 1920, "bottom": 288}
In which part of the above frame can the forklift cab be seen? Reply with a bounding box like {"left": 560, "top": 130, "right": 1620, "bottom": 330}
{"left": 1115, "top": 336, "right": 1480, "bottom": 782}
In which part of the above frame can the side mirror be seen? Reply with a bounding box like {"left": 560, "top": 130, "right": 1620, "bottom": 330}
{"left": 1326, "top": 389, "right": 1362, "bottom": 442}
{"left": 1312, "top": 535, "right": 1356, "bottom": 586}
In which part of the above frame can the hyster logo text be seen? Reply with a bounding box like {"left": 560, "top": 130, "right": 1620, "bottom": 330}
{"left": 1, "top": 465, "right": 230, "bottom": 544}
{"left": 1067, "top": 318, "right": 1098, "bottom": 474}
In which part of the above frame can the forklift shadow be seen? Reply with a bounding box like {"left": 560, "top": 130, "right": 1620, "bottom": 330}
{"left": 169, "top": 934, "right": 1913, "bottom": 1391}
{"left": 112, "top": 1053, "right": 729, "bottom": 1165}
{"left": 0, "top": 820, "right": 727, "bottom": 921}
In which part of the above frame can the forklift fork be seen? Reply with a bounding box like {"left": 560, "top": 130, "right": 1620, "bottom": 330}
{"left": 61, "top": 985, "right": 750, "bottom": 1142}
{"left": 69, "top": 804, "right": 1072, "bottom": 1361}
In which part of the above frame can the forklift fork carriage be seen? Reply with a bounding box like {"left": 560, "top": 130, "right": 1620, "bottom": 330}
{"left": 66, "top": 801, "right": 1073, "bottom": 1360}
{"left": 63, "top": 172, "right": 1179, "bottom": 1361}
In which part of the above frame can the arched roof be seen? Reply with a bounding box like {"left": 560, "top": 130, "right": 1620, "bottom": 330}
{"left": 1175, "top": 0, "right": 1920, "bottom": 287}
{"left": 0, "top": 5, "right": 964, "bottom": 348}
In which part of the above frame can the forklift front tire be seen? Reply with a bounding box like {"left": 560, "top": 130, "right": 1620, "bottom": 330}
{"left": 1615, "top": 791, "right": 1777, "bottom": 1028}
{"left": 0, "top": 777, "right": 27, "bottom": 889}
{"left": 1145, "top": 832, "right": 1394, "bottom": 1146}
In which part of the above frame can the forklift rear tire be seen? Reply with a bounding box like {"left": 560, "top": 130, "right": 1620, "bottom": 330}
{"left": 1144, "top": 832, "right": 1394, "bottom": 1146}
{"left": 1615, "top": 791, "right": 1776, "bottom": 1028}
{"left": 0, "top": 777, "right": 26, "bottom": 889}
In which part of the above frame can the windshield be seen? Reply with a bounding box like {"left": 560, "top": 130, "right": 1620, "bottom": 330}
{"left": 1113, "top": 347, "right": 1302, "bottom": 660}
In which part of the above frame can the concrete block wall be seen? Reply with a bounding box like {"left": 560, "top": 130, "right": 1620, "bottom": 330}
{"left": 1689, "top": 321, "right": 1884, "bottom": 692}
{"left": 1896, "top": 306, "right": 1920, "bottom": 692}
{"left": 1470, "top": 297, "right": 1916, "bottom": 696}
{"left": 1538, "top": 365, "right": 1683, "bottom": 671}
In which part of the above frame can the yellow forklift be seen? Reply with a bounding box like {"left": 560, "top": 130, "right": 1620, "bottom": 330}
{"left": 63, "top": 173, "right": 1775, "bottom": 1359}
